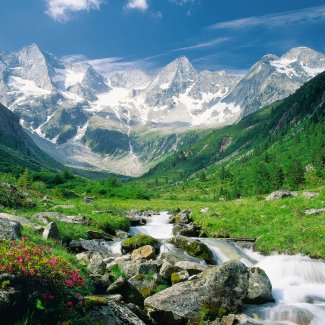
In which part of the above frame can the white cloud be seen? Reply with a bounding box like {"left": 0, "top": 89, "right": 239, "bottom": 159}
{"left": 172, "top": 37, "right": 230, "bottom": 52}
{"left": 62, "top": 54, "right": 154, "bottom": 77}
{"left": 125, "top": 0, "right": 149, "bottom": 11}
{"left": 46, "top": 0, "right": 102, "bottom": 22}
{"left": 208, "top": 5, "right": 325, "bottom": 30}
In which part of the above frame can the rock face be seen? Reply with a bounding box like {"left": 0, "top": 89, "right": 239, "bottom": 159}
{"left": 131, "top": 245, "right": 156, "bottom": 261}
{"left": 86, "top": 301, "right": 146, "bottom": 325}
{"left": 246, "top": 267, "right": 274, "bottom": 304}
{"left": 144, "top": 260, "right": 249, "bottom": 325}
{"left": 168, "top": 236, "right": 215, "bottom": 264}
{"left": 42, "top": 222, "right": 60, "bottom": 240}
{"left": 0, "top": 217, "right": 22, "bottom": 240}
{"left": 265, "top": 190, "right": 297, "bottom": 201}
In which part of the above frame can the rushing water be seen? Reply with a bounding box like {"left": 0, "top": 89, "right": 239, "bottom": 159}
{"left": 130, "top": 212, "right": 325, "bottom": 325}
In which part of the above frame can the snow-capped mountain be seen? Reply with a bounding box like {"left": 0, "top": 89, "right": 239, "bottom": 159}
{"left": 0, "top": 44, "right": 324, "bottom": 176}
{"left": 223, "top": 47, "right": 325, "bottom": 115}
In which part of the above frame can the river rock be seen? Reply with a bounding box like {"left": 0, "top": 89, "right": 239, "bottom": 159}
{"left": 171, "top": 270, "right": 189, "bottom": 285}
{"left": 160, "top": 245, "right": 205, "bottom": 265}
{"left": 159, "top": 261, "right": 182, "bottom": 281}
{"left": 0, "top": 217, "right": 22, "bottom": 240}
{"left": 131, "top": 245, "right": 156, "bottom": 261}
{"left": 121, "top": 234, "right": 159, "bottom": 254}
{"left": 69, "top": 239, "right": 114, "bottom": 254}
{"left": 172, "top": 223, "right": 205, "bottom": 237}
{"left": 107, "top": 277, "right": 144, "bottom": 306}
{"left": 86, "top": 301, "right": 146, "bottom": 325}
{"left": 88, "top": 252, "right": 107, "bottom": 275}
{"left": 115, "top": 230, "right": 130, "bottom": 239}
{"left": 144, "top": 260, "right": 249, "bottom": 325}
{"left": 265, "top": 190, "right": 297, "bottom": 201}
{"left": 86, "top": 230, "right": 113, "bottom": 240}
{"left": 174, "top": 261, "right": 208, "bottom": 275}
{"left": 129, "top": 273, "right": 164, "bottom": 299}
{"left": 168, "top": 236, "right": 215, "bottom": 264}
{"left": 246, "top": 267, "right": 274, "bottom": 304}
{"left": 113, "top": 260, "right": 162, "bottom": 279}
{"left": 42, "top": 222, "right": 60, "bottom": 240}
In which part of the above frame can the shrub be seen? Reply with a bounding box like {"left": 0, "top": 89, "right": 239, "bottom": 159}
{"left": 0, "top": 238, "right": 85, "bottom": 323}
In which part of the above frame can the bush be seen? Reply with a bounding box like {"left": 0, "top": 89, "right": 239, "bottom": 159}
{"left": 0, "top": 238, "right": 85, "bottom": 323}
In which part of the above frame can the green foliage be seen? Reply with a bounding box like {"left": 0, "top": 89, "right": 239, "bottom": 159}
{"left": 17, "top": 169, "right": 33, "bottom": 188}
{"left": 109, "top": 265, "right": 125, "bottom": 282}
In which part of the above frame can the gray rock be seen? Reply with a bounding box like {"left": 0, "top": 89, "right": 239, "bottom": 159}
{"left": 42, "top": 222, "right": 60, "bottom": 240}
{"left": 168, "top": 236, "right": 215, "bottom": 264}
{"left": 159, "top": 261, "right": 181, "bottom": 281}
{"left": 0, "top": 217, "right": 22, "bottom": 240}
{"left": 265, "top": 190, "right": 297, "bottom": 201}
{"left": 246, "top": 267, "right": 274, "bottom": 304}
{"left": 129, "top": 273, "right": 164, "bottom": 299}
{"left": 302, "top": 191, "right": 319, "bottom": 198}
{"left": 172, "top": 223, "right": 205, "bottom": 237}
{"left": 107, "top": 277, "right": 144, "bottom": 306}
{"left": 86, "top": 230, "right": 113, "bottom": 240}
{"left": 69, "top": 239, "right": 114, "bottom": 254}
{"left": 171, "top": 270, "right": 189, "bottom": 285}
{"left": 131, "top": 245, "right": 156, "bottom": 261}
{"left": 174, "top": 261, "right": 208, "bottom": 275}
{"left": 60, "top": 215, "right": 88, "bottom": 224}
{"left": 33, "top": 212, "right": 62, "bottom": 224}
{"left": 86, "top": 301, "right": 146, "bottom": 325}
{"left": 144, "top": 260, "right": 249, "bottom": 325}
{"left": 304, "top": 208, "right": 325, "bottom": 215}
{"left": 115, "top": 260, "right": 162, "bottom": 279}
{"left": 160, "top": 245, "right": 205, "bottom": 265}
{"left": 115, "top": 230, "right": 130, "bottom": 239}
{"left": 88, "top": 252, "right": 107, "bottom": 276}
{"left": 200, "top": 208, "right": 209, "bottom": 213}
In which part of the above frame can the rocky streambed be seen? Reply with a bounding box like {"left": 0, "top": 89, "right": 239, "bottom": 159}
{"left": 68, "top": 210, "right": 325, "bottom": 325}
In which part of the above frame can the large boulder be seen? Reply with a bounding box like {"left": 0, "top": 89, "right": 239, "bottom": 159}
{"left": 246, "top": 267, "right": 274, "bottom": 304}
{"left": 170, "top": 210, "right": 191, "bottom": 224}
{"left": 131, "top": 245, "right": 156, "bottom": 261}
{"left": 121, "top": 234, "right": 159, "bottom": 254}
{"left": 265, "top": 190, "right": 297, "bottom": 201}
{"left": 168, "top": 236, "right": 215, "bottom": 264}
{"left": 107, "top": 277, "right": 144, "bottom": 306}
{"left": 172, "top": 223, "right": 206, "bottom": 237}
{"left": 174, "top": 261, "right": 208, "bottom": 276}
{"left": 69, "top": 239, "right": 114, "bottom": 254}
{"left": 0, "top": 217, "right": 22, "bottom": 240}
{"left": 42, "top": 222, "right": 60, "bottom": 240}
{"left": 129, "top": 273, "right": 164, "bottom": 299}
{"left": 160, "top": 245, "right": 205, "bottom": 265}
{"left": 86, "top": 301, "right": 146, "bottom": 325}
{"left": 144, "top": 260, "right": 249, "bottom": 325}
{"left": 111, "top": 260, "right": 162, "bottom": 279}
{"left": 159, "top": 262, "right": 181, "bottom": 282}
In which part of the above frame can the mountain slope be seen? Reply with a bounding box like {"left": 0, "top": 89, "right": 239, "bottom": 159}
{"left": 0, "top": 44, "right": 324, "bottom": 176}
{"left": 143, "top": 71, "right": 325, "bottom": 197}
{"left": 0, "top": 103, "right": 62, "bottom": 173}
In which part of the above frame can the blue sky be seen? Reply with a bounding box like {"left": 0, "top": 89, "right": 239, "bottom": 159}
{"left": 0, "top": 0, "right": 325, "bottom": 75}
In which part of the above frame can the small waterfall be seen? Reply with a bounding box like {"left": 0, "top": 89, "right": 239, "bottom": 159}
{"left": 130, "top": 211, "right": 173, "bottom": 240}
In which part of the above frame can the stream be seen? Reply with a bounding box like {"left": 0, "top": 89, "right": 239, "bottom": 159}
{"left": 106, "top": 212, "right": 325, "bottom": 325}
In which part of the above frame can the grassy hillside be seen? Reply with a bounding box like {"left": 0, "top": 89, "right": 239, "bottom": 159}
{"left": 140, "top": 72, "right": 325, "bottom": 200}
{"left": 0, "top": 103, "right": 63, "bottom": 174}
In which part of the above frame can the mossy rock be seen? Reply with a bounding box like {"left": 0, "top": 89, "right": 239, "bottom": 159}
{"left": 121, "top": 234, "right": 159, "bottom": 253}
{"left": 84, "top": 295, "right": 109, "bottom": 307}
{"left": 168, "top": 236, "right": 215, "bottom": 264}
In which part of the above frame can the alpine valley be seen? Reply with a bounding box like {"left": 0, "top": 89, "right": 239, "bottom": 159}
{"left": 1, "top": 44, "right": 324, "bottom": 176}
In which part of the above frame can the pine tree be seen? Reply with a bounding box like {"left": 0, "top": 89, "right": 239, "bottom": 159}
{"left": 17, "top": 169, "right": 33, "bottom": 188}
{"left": 287, "top": 160, "right": 305, "bottom": 189}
